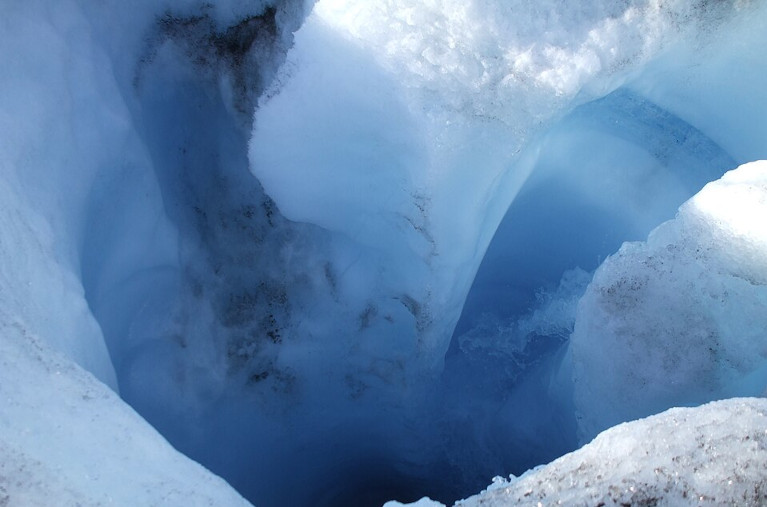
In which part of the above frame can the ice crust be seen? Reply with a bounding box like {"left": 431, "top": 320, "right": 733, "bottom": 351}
{"left": 572, "top": 161, "right": 767, "bottom": 441}
{"left": 392, "top": 398, "right": 767, "bottom": 506}
{"left": 459, "top": 398, "right": 767, "bottom": 506}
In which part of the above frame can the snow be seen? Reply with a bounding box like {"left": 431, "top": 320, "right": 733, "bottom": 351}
{"left": 386, "top": 398, "right": 767, "bottom": 506}
{"left": 0, "top": 311, "right": 250, "bottom": 506}
{"left": 459, "top": 398, "right": 767, "bottom": 506}
{"left": 385, "top": 498, "right": 446, "bottom": 507}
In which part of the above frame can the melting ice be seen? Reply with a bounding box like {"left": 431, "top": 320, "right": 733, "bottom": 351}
{"left": 1, "top": 0, "right": 767, "bottom": 506}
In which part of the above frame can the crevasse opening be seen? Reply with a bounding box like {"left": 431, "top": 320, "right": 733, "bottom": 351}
{"left": 74, "top": 1, "right": 767, "bottom": 505}
{"left": 443, "top": 87, "right": 736, "bottom": 494}
{"left": 3, "top": 0, "right": 767, "bottom": 506}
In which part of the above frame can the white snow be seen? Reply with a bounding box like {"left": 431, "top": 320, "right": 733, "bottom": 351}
{"left": 385, "top": 498, "right": 446, "bottom": 507}
{"left": 384, "top": 398, "right": 767, "bottom": 506}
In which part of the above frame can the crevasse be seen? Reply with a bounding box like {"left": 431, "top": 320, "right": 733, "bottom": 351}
{"left": 1, "top": 1, "right": 767, "bottom": 506}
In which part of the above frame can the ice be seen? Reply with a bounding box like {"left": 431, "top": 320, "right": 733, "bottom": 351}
{"left": 391, "top": 398, "right": 767, "bottom": 506}
{"left": 3, "top": 0, "right": 767, "bottom": 505}
{"left": 440, "top": 85, "right": 737, "bottom": 486}
{"left": 460, "top": 398, "right": 767, "bottom": 506}
{"left": 0, "top": 0, "right": 311, "bottom": 504}
{"left": 571, "top": 160, "right": 767, "bottom": 441}
{"left": 249, "top": 0, "right": 760, "bottom": 402}
{"left": 385, "top": 498, "right": 446, "bottom": 507}
{"left": 0, "top": 310, "right": 249, "bottom": 506}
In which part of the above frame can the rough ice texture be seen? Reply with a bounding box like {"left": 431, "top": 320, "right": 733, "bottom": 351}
{"left": 0, "top": 0, "right": 306, "bottom": 504}
{"left": 386, "top": 498, "right": 446, "bottom": 507}
{"left": 0, "top": 318, "right": 249, "bottom": 506}
{"left": 249, "top": 1, "right": 767, "bottom": 434}
{"left": 458, "top": 398, "right": 767, "bottom": 506}
{"left": 571, "top": 161, "right": 767, "bottom": 441}
{"left": 4, "top": 0, "right": 767, "bottom": 505}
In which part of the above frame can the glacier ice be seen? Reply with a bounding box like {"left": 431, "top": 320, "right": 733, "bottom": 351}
{"left": 386, "top": 399, "right": 767, "bottom": 506}
{"left": 572, "top": 160, "right": 767, "bottom": 441}
{"left": 0, "top": 315, "right": 250, "bottom": 506}
{"left": 461, "top": 398, "right": 767, "bottom": 506}
{"left": 2, "top": 0, "right": 767, "bottom": 506}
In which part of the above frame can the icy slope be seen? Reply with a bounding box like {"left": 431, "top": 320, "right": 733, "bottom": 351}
{"left": 387, "top": 398, "right": 767, "bottom": 506}
{"left": 459, "top": 398, "right": 767, "bottom": 506}
{"left": 572, "top": 160, "right": 767, "bottom": 441}
{"left": 0, "top": 316, "right": 249, "bottom": 506}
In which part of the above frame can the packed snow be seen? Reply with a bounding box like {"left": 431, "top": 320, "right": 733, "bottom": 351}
{"left": 1, "top": 0, "right": 767, "bottom": 505}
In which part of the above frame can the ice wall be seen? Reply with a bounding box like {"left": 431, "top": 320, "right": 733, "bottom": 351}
{"left": 0, "top": 312, "right": 250, "bottom": 506}
{"left": 0, "top": 1, "right": 303, "bottom": 502}
{"left": 251, "top": 0, "right": 734, "bottom": 383}
{"left": 0, "top": 0, "right": 311, "bottom": 389}
{"left": 572, "top": 161, "right": 767, "bottom": 441}
{"left": 249, "top": 0, "right": 767, "bottom": 501}
{"left": 3, "top": 0, "right": 767, "bottom": 506}
{"left": 0, "top": 0, "right": 315, "bottom": 503}
{"left": 250, "top": 0, "right": 767, "bottom": 399}
{"left": 440, "top": 87, "right": 738, "bottom": 487}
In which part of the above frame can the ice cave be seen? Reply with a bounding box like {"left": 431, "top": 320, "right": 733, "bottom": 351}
{"left": 2, "top": 0, "right": 767, "bottom": 506}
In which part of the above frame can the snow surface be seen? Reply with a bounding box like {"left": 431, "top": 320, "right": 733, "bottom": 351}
{"left": 462, "top": 398, "right": 767, "bottom": 506}
{"left": 2, "top": 0, "right": 767, "bottom": 505}
{"left": 388, "top": 398, "right": 767, "bottom": 506}
{"left": 0, "top": 312, "right": 250, "bottom": 506}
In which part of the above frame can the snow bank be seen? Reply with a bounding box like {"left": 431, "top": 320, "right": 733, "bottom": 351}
{"left": 387, "top": 398, "right": 767, "bottom": 506}
{"left": 572, "top": 161, "right": 767, "bottom": 441}
{"left": 459, "top": 398, "right": 767, "bottom": 506}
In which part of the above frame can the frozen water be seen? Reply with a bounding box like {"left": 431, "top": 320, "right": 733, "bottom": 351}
{"left": 460, "top": 398, "right": 767, "bottom": 506}
{"left": 0, "top": 298, "right": 249, "bottom": 505}
{"left": 383, "top": 398, "right": 767, "bottom": 506}
{"left": 2, "top": 0, "right": 767, "bottom": 506}
{"left": 572, "top": 160, "right": 767, "bottom": 441}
